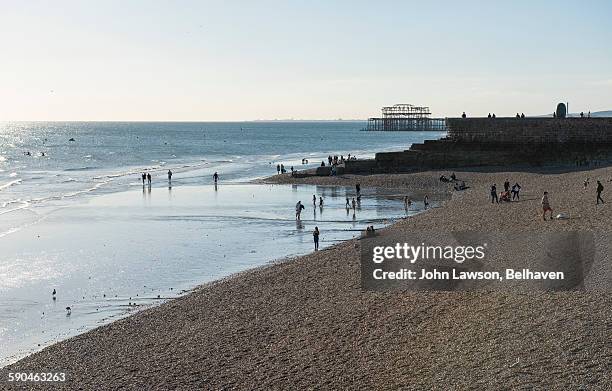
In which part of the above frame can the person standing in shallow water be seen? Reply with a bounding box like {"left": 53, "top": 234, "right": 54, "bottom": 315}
{"left": 312, "top": 195, "right": 317, "bottom": 206}
{"left": 167, "top": 170, "right": 172, "bottom": 185}
{"left": 213, "top": 172, "right": 219, "bottom": 184}
{"left": 313, "top": 226, "right": 320, "bottom": 251}
{"left": 295, "top": 201, "right": 304, "bottom": 220}
{"left": 146, "top": 173, "right": 151, "bottom": 185}
{"left": 141, "top": 173, "right": 146, "bottom": 185}
{"left": 276, "top": 164, "right": 280, "bottom": 174}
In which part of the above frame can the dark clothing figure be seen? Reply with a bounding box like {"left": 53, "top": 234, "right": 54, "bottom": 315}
{"left": 168, "top": 170, "right": 172, "bottom": 183}
{"left": 313, "top": 227, "right": 320, "bottom": 251}
{"left": 491, "top": 185, "right": 498, "bottom": 203}
{"left": 511, "top": 183, "right": 521, "bottom": 200}
{"left": 461, "top": 112, "right": 466, "bottom": 118}
{"left": 356, "top": 183, "right": 361, "bottom": 196}
{"left": 504, "top": 180, "right": 510, "bottom": 192}
{"left": 142, "top": 173, "right": 146, "bottom": 185}
{"left": 597, "top": 181, "right": 605, "bottom": 204}
{"left": 276, "top": 164, "right": 280, "bottom": 174}
{"left": 213, "top": 172, "right": 219, "bottom": 183}
{"left": 146, "top": 173, "right": 151, "bottom": 185}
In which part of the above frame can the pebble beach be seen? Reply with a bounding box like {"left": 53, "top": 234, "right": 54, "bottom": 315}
{"left": 2, "top": 166, "right": 611, "bottom": 390}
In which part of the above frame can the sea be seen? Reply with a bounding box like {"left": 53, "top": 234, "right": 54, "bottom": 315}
{"left": 0, "top": 121, "right": 446, "bottom": 365}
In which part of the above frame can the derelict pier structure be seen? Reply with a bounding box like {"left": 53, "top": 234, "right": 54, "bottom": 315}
{"left": 365, "top": 104, "right": 446, "bottom": 131}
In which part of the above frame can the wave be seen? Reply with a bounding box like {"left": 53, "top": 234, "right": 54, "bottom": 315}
{"left": 0, "top": 179, "right": 22, "bottom": 191}
{"left": 64, "top": 166, "right": 101, "bottom": 171}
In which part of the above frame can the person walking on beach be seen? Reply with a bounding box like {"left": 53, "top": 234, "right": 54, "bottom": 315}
{"left": 295, "top": 201, "right": 304, "bottom": 220}
{"left": 167, "top": 170, "right": 172, "bottom": 184}
{"left": 213, "top": 172, "right": 219, "bottom": 184}
{"left": 511, "top": 182, "right": 521, "bottom": 200}
{"left": 313, "top": 226, "right": 320, "bottom": 251}
{"left": 146, "top": 172, "right": 152, "bottom": 185}
{"left": 356, "top": 183, "right": 361, "bottom": 197}
{"left": 276, "top": 164, "right": 280, "bottom": 174}
{"left": 424, "top": 195, "right": 429, "bottom": 209}
{"left": 351, "top": 197, "right": 356, "bottom": 210}
{"left": 346, "top": 197, "right": 350, "bottom": 207}
{"left": 319, "top": 196, "right": 323, "bottom": 207}
{"left": 490, "top": 184, "right": 498, "bottom": 204}
{"left": 313, "top": 195, "right": 317, "bottom": 206}
{"left": 596, "top": 180, "right": 605, "bottom": 204}
{"left": 542, "top": 191, "right": 553, "bottom": 221}
{"left": 504, "top": 179, "right": 510, "bottom": 193}
{"left": 141, "top": 173, "right": 146, "bottom": 186}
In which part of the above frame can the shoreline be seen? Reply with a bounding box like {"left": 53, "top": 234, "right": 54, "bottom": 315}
{"left": 0, "top": 181, "right": 416, "bottom": 368}
{"left": 1, "top": 166, "right": 611, "bottom": 389}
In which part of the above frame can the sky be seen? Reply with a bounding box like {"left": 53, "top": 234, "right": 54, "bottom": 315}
{"left": 1, "top": 0, "right": 611, "bottom": 121}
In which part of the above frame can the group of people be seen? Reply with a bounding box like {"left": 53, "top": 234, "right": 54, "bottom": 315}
{"left": 276, "top": 164, "right": 287, "bottom": 174}
{"left": 324, "top": 153, "right": 356, "bottom": 167}
{"left": 461, "top": 112, "right": 530, "bottom": 119}
{"left": 490, "top": 179, "right": 522, "bottom": 203}
{"left": 440, "top": 172, "right": 468, "bottom": 191}
{"left": 140, "top": 170, "right": 219, "bottom": 187}
{"left": 489, "top": 177, "right": 605, "bottom": 221}
{"left": 295, "top": 183, "right": 365, "bottom": 251}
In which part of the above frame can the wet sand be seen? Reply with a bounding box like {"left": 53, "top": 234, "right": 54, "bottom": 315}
{"left": 2, "top": 167, "right": 611, "bottom": 390}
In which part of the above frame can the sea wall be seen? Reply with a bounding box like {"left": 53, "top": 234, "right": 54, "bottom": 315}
{"left": 446, "top": 118, "right": 612, "bottom": 144}
{"left": 343, "top": 117, "right": 612, "bottom": 173}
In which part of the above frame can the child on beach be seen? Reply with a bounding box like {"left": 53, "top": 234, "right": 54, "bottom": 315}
{"left": 542, "top": 191, "right": 553, "bottom": 221}
{"left": 313, "top": 227, "right": 320, "bottom": 251}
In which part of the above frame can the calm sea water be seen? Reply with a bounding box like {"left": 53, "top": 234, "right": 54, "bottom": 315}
{"left": 0, "top": 121, "right": 445, "bottom": 365}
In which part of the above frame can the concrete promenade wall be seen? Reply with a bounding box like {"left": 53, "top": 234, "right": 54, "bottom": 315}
{"left": 446, "top": 117, "right": 612, "bottom": 144}
{"left": 342, "top": 117, "right": 612, "bottom": 173}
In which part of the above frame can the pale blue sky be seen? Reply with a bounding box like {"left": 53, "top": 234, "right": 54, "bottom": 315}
{"left": 1, "top": 0, "right": 611, "bottom": 120}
